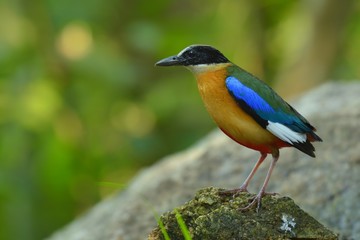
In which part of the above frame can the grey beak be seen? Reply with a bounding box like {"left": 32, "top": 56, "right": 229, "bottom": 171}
{"left": 155, "top": 55, "right": 183, "bottom": 66}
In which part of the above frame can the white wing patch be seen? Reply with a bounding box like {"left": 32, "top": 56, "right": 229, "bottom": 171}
{"left": 266, "top": 121, "right": 307, "bottom": 144}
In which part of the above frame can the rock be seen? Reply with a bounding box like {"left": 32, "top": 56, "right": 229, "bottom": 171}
{"left": 148, "top": 187, "right": 337, "bottom": 240}
{"left": 47, "top": 82, "right": 360, "bottom": 240}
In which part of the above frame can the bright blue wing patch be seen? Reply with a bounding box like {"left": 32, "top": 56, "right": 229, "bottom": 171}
{"left": 225, "top": 76, "right": 311, "bottom": 133}
{"left": 225, "top": 76, "right": 275, "bottom": 114}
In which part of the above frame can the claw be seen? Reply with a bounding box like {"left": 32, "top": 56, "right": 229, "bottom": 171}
{"left": 238, "top": 191, "right": 277, "bottom": 212}
{"left": 239, "top": 192, "right": 263, "bottom": 212}
{"left": 219, "top": 187, "right": 248, "bottom": 197}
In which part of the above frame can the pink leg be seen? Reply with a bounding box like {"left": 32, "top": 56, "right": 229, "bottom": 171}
{"left": 220, "top": 153, "right": 267, "bottom": 195}
{"left": 240, "top": 153, "right": 279, "bottom": 212}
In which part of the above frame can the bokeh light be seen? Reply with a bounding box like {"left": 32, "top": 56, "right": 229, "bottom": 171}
{"left": 56, "top": 22, "right": 93, "bottom": 60}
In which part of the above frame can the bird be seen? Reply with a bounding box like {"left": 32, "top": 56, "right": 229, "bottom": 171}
{"left": 155, "top": 45, "right": 322, "bottom": 211}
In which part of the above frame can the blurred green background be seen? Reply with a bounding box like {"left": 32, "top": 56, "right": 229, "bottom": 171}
{"left": 0, "top": 0, "right": 359, "bottom": 239}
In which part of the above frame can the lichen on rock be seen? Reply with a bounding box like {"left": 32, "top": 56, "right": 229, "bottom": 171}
{"left": 148, "top": 187, "right": 337, "bottom": 240}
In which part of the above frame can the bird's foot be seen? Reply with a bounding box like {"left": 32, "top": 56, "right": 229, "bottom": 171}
{"left": 239, "top": 191, "right": 264, "bottom": 212}
{"left": 218, "top": 187, "right": 248, "bottom": 198}
{"left": 238, "top": 191, "right": 277, "bottom": 212}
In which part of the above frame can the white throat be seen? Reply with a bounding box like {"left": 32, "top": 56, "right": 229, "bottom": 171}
{"left": 185, "top": 63, "right": 231, "bottom": 74}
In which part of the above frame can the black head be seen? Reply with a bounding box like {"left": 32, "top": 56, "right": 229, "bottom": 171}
{"left": 155, "top": 45, "right": 230, "bottom": 67}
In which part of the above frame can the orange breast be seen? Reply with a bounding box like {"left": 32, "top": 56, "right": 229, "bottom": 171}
{"left": 195, "top": 64, "right": 286, "bottom": 154}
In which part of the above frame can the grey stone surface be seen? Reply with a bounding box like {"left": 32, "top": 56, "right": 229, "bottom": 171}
{"left": 48, "top": 82, "right": 360, "bottom": 240}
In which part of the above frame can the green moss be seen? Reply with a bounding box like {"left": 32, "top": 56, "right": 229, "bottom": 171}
{"left": 149, "top": 187, "right": 338, "bottom": 240}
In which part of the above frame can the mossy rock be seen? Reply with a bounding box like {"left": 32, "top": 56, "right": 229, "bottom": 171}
{"left": 149, "top": 187, "right": 337, "bottom": 240}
